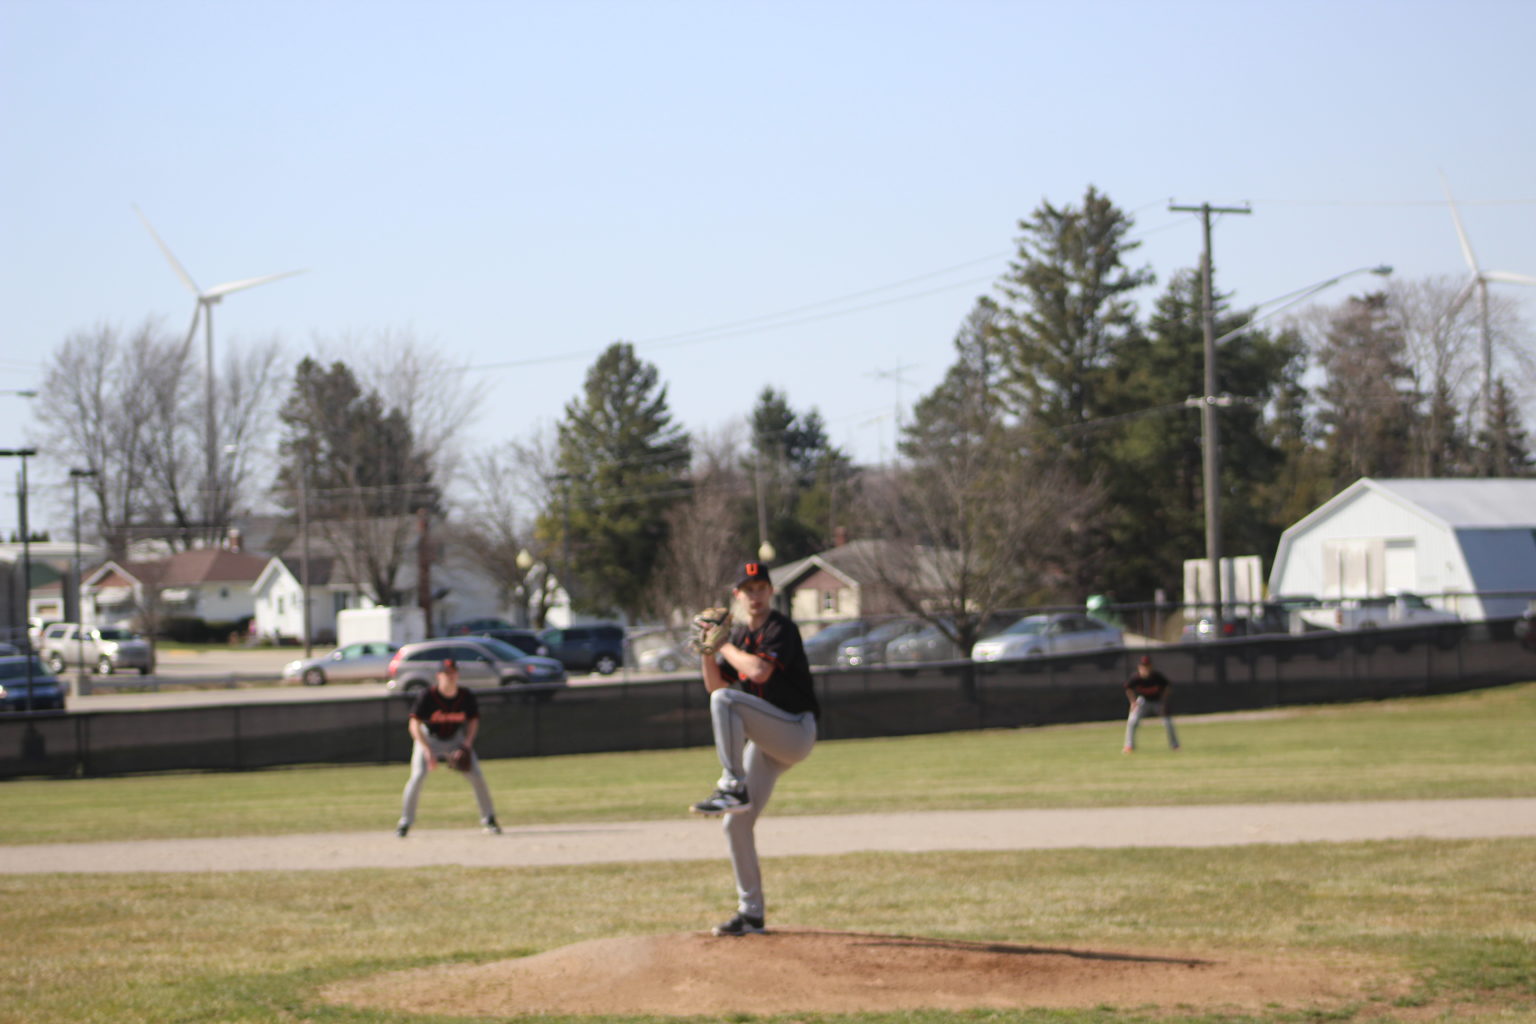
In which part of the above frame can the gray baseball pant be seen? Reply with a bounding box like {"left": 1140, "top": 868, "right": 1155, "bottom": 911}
{"left": 399, "top": 729, "right": 497, "bottom": 826}
{"left": 710, "top": 687, "right": 817, "bottom": 920}
{"left": 1124, "top": 696, "right": 1180, "bottom": 750}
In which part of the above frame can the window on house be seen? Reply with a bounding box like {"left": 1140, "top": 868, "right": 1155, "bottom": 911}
{"left": 277, "top": 597, "right": 285, "bottom": 615}
{"left": 333, "top": 592, "right": 351, "bottom": 615}
{"left": 219, "top": 587, "right": 230, "bottom": 599}
{"left": 821, "top": 590, "right": 838, "bottom": 613}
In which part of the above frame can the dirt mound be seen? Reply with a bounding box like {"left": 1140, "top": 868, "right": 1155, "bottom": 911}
{"left": 322, "top": 929, "right": 1405, "bottom": 1017}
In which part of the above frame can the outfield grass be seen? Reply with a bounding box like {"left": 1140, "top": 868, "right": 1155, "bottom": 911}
{"left": 1, "top": 684, "right": 1534, "bottom": 1024}
{"left": 3, "top": 681, "right": 1535, "bottom": 845}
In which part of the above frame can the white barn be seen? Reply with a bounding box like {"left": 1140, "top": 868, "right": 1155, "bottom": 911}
{"left": 1268, "top": 477, "right": 1536, "bottom": 621}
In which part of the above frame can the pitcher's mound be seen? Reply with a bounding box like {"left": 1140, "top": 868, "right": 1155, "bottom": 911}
{"left": 322, "top": 929, "right": 1404, "bottom": 1017}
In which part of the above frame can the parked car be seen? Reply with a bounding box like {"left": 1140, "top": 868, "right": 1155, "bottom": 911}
{"left": 539, "top": 623, "right": 626, "bottom": 675}
{"left": 470, "top": 628, "right": 550, "bottom": 657}
{"left": 386, "top": 637, "right": 567, "bottom": 695}
{"left": 1180, "top": 604, "right": 1291, "bottom": 642}
{"left": 283, "top": 642, "right": 400, "bottom": 686}
{"left": 835, "top": 618, "right": 925, "bottom": 668}
{"left": 39, "top": 623, "right": 155, "bottom": 675}
{"left": 637, "top": 640, "right": 691, "bottom": 673}
{"left": 1296, "top": 592, "right": 1460, "bottom": 632}
{"left": 0, "top": 656, "right": 67, "bottom": 712}
{"left": 803, "top": 619, "right": 871, "bottom": 667}
{"left": 445, "top": 617, "right": 515, "bottom": 636}
{"left": 971, "top": 613, "right": 1124, "bottom": 661}
{"left": 887, "top": 614, "right": 1017, "bottom": 664}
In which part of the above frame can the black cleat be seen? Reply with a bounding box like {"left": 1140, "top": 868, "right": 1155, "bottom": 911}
{"left": 482, "top": 816, "right": 502, "bottom": 835}
{"left": 711, "top": 912, "right": 766, "bottom": 937}
{"left": 395, "top": 822, "right": 410, "bottom": 838}
{"left": 690, "top": 786, "right": 751, "bottom": 815}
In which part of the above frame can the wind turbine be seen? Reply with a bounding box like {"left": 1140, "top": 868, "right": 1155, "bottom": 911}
{"left": 1439, "top": 175, "right": 1536, "bottom": 432}
{"left": 133, "top": 205, "right": 304, "bottom": 530}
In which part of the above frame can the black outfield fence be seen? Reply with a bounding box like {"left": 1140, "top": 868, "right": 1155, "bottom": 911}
{"left": 2, "top": 619, "right": 1532, "bottom": 779}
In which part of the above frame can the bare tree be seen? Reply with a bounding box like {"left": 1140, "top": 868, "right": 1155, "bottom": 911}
{"left": 454, "top": 432, "right": 564, "bottom": 627}
{"left": 346, "top": 328, "right": 487, "bottom": 487}
{"left": 37, "top": 320, "right": 286, "bottom": 557}
{"left": 647, "top": 426, "right": 751, "bottom": 619}
{"left": 851, "top": 435, "right": 1103, "bottom": 656}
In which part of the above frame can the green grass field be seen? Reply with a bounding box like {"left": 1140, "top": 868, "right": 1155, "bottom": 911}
{"left": 2, "top": 683, "right": 1534, "bottom": 1023}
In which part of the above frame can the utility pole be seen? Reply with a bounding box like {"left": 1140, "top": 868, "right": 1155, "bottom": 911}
{"left": 1169, "top": 200, "right": 1250, "bottom": 646}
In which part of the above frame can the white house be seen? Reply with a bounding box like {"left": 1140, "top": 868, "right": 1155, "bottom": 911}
{"left": 250, "top": 541, "right": 535, "bottom": 643}
{"left": 250, "top": 556, "right": 372, "bottom": 644}
{"left": 1268, "top": 477, "right": 1536, "bottom": 620}
{"left": 84, "top": 548, "right": 270, "bottom": 630}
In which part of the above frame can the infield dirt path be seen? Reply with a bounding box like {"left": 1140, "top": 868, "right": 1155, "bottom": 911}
{"left": 6, "top": 797, "right": 1534, "bottom": 874}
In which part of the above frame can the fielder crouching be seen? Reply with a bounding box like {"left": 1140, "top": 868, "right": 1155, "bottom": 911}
{"left": 689, "top": 560, "right": 819, "bottom": 937}
{"left": 396, "top": 658, "right": 501, "bottom": 837}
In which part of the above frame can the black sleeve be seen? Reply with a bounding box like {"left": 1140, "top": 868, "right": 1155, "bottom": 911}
{"left": 409, "top": 689, "right": 433, "bottom": 721}
{"left": 460, "top": 689, "right": 480, "bottom": 720}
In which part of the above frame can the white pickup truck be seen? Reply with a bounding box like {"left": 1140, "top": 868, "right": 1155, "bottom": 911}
{"left": 1297, "top": 592, "right": 1460, "bottom": 632}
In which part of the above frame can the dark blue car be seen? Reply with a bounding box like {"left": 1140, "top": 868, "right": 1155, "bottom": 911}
{"left": 0, "top": 656, "right": 67, "bottom": 712}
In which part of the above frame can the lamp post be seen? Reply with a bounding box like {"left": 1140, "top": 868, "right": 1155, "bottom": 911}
{"left": 69, "top": 468, "right": 98, "bottom": 681}
{"left": 1189, "top": 265, "right": 1393, "bottom": 638}
{"left": 1, "top": 448, "right": 37, "bottom": 710}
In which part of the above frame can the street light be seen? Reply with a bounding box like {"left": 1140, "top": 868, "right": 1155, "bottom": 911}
{"left": 1191, "top": 265, "right": 1393, "bottom": 639}
{"left": 70, "top": 468, "right": 99, "bottom": 680}
{"left": 0, "top": 448, "right": 38, "bottom": 710}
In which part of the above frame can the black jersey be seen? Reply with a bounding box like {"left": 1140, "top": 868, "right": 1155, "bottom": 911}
{"left": 1126, "top": 670, "right": 1171, "bottom": 700}
{"left": 410, "top": 686, "right": 480, "bottom": 739}
{"left": 719, "top": 609, "right": 820, "bottom": 716}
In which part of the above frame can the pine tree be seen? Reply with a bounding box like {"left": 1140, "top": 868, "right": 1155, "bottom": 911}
{"left": 1477, "top": 377, "right": 1534, "bottom": 476}
{"left": 994, "top": 186, "right": 1153, "bottom": 462}
{"left": 1313, "top": 293, "right": 1420, "bottom": 488}
{"left": 546, "top": 343, "right": 690, "bottom": 618}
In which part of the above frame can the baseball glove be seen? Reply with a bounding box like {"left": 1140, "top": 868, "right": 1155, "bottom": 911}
{"left": 447, "top": 746, "right": 474, "bottom": 772}
{"left": 690, "top": 606, "right": 733, "bottom": 656}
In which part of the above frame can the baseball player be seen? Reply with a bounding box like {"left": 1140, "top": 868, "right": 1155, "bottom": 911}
{"left": 689, "top": 560, "right": 819, "bottom": 937}
{"left": 396, "top": 658, "right": 501, "bottom": 836}
{"left": 1123, "top": 654, "right": 1179, "bottom": 752}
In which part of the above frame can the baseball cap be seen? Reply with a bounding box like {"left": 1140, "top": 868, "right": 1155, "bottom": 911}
{"left": 734, "top": 561, "right": 770, "bottom": 588}
{"left": 439, "top": 658, "right": 458, "bottom": 672}
{"left": 1138, "top": 654, "right": 1153, "bottom": 666}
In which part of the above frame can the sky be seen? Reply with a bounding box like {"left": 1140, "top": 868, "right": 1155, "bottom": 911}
{"left": 3, "top": 0, "right": 1535, "bottom": 539}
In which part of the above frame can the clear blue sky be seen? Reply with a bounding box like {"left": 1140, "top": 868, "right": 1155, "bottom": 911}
{"left": 3, "top": 0, "right": 1534, "bottom": 537}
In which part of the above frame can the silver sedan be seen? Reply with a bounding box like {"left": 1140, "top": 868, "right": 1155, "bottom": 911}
{"left": 283, "top": 642, "right": 400, "bottom": 686}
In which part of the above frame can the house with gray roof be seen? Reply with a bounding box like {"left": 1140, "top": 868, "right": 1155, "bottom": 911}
{"left": 1268, "top": 477, "right": 1536, "bottom": 620}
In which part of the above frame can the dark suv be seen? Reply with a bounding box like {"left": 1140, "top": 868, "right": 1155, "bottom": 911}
{"left": 539, "top": 624, "right": 626, "bottom": 675}
{"left": 470, "top": 628, "right": 549, "bottom": 657}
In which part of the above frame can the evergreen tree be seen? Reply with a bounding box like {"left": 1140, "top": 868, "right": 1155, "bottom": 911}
{"left": 545, "top": 342, "right": 690, "bottom": 618}
{"left": 1097, "top": 270, "right": 1296, "bottom": 600}
{"left": 1313, "top": 293, "right": 1420, "bottom": 489}
{"left": 276, "top": 357, "right": 439, "bottom": 605}
{"left": 994, "top": 186, "right": 1153, "bottom": 462}
{"left": 747, "top": 387, "right": 855, "bottom": 563}
{"left": 1477, "top": 377, "right": 1533, "bottom": 476}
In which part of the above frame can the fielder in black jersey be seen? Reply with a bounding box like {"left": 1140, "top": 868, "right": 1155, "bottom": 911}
{"left": 691, "top": 560, "right": 819, "bottom": 937}
{"left": 396, "top": 659, "right": 501, "bottom": 837}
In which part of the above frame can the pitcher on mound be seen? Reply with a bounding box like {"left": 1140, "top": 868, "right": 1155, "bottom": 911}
{"left": 688, "top": 560, "right": 819, "bottom": 937}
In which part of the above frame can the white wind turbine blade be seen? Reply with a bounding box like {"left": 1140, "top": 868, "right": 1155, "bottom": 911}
{"left": 201, "top": 268, "right": 307, "bottom": 300}
{"left": 133, "top": 204, "right": 202, "bottom": 295}
{"left": 1439, "top": 172, "right": 1481, "bottom": 275}
{"left": 1446, "top": 276, "right": 1479, "bottom": 317}
{"left": 1483, "top": 270, "right": 1536, "bottom": 287}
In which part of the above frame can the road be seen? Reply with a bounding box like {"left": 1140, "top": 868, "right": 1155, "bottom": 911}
{"left": 64, "top": 646, "right": 681, "bottom": 711}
